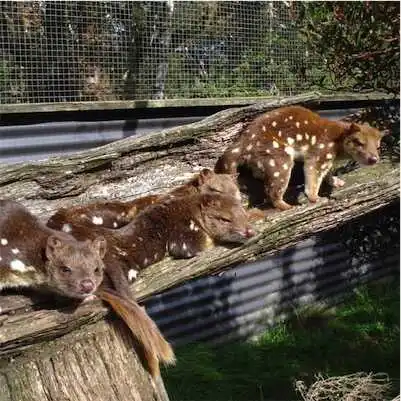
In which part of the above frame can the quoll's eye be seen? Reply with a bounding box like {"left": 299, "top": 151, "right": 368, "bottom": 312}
{"left": 219, "top": 217, "right": 232, "bottom": 223}
{"left": 59, "top": 265, "right": 72, "bottom": 274}
{"left": 94, "top": 266, "right": 102, "bottom": 274}
{"left": 352, "top": 138, "right": 364, "bottom": 147}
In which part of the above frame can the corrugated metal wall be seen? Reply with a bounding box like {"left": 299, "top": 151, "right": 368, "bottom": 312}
{"left": 144, "top": 209, "right": 399, "bottom": 346}
{"left": 0, "top": 108, "right": 358, "bottom": 164}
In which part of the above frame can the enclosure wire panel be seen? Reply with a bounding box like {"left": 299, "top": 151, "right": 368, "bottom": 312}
{"left": 0, "top": 1, "right": 322, "bottom": 105}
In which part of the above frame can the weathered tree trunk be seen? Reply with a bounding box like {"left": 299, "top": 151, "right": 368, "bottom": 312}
{"left": 0, "top": 92, "right": 399, "bottom": 400}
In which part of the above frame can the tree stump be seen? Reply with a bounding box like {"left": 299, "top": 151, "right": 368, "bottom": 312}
{"left": 0, "top": 92, "right": 399, "bottom": 400}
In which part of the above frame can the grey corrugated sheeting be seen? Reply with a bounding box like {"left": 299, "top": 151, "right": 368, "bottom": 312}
{"left": 0, "top": 108, "right": 358, "bottom": 164}
{"left": 144, "top": 234, "right": 399, "bottom": 347}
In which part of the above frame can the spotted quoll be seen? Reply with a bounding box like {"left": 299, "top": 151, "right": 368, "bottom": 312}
{"left": 47, "top": 192, "right": 255, "bottom": 295}
{"left": 0, "top": 199, "right": 106, "bottom": 299}
{"left": 215, "top": 105, "right": 387, "bottom": 210}
{"left": 47, "top": 168, "right": 242, "bottom": 230}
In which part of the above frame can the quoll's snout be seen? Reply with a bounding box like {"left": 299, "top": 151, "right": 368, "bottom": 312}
{"left": 244, "top": 227, "right": 256, "bottom": 238}
{"left": 367, "top": 155, "right": 378, "bottom": 165}
{"left": 80, "top": 279, "right": 95, "bottom": 294}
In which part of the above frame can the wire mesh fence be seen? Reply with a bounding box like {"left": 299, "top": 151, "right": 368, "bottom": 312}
{"left": 0, "top": 1, "right": 354, "bottom": 105}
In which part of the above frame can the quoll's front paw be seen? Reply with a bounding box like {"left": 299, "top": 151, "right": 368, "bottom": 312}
{"left": 331, "top": 176, "right": 346, "bottom": 188}
{"left": 273, "top": 200, "right": 293, "bottom": 211}
{"left": 307, "top": 194, "right": 322, "bottom": 204}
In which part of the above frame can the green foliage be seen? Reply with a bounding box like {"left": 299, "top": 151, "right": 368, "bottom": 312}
{"left": 298, "top": 1, "right": 400, "bottom": 94}
{"left": 164, "top": 280, "right": 400, "bottom": 401}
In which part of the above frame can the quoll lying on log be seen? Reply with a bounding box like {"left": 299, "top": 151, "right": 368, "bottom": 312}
{"left": 49, "top": 168, "right": 241, "bottom": 230}
{"left": 215, "top": 105, "right": 387, "bottom": 211}
{"left": 0, "top": 199, "right": 106, "bottom": 298}
{"left": 47, "top": 192, "right": 256, "bottom": 296}
{"left": 0, "top": 199, "right": 175, "bottom": 378}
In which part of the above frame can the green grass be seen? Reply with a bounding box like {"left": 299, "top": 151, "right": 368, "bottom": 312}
{"left": 163, "top": 279, "right": 400, "bottom": 401}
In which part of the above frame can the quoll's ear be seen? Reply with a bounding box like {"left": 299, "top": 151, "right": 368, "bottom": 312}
{"left": 200, "top": 193, "right": 220, "bottom": 209}
{"left": 92, "top": 236, "right": 107, "bottom": 259}
{"left": 197, "top": 168, "right": 213, "bottom": 185}
{"left": 380, "top": 129, "right": 391, "bottom": 137}
{"left": 348, "top": 122, "right": 361, "bottom": 134}
{"left": 46, "top": 235, "right": 63, "bottom": 260}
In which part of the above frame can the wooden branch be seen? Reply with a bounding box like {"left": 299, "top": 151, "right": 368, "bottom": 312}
{"left": 0, "top": 92, "right": 399, "bottom": 400}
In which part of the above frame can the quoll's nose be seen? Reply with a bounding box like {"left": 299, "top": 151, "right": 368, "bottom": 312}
{"left": 245, "top": 227, "right": 256, "bottom": 238}
{"left": 80, "top": 279, "right": 95, "bottom": 294}
{"left": 367, "top": 156, "right": 378, "bottom": 165}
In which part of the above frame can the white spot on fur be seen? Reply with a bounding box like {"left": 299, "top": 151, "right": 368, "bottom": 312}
{"left": 305, "top": 133, "right": 310, "bottom": 140}
{"left": 262, "top": 125, "right": 266, "bottom": 132}
{"left": 182, "top": 243, "right": 188, "bottom": 251}
{"left": 272, "top": 121, "right": 277, "bottom": 127}
{"left": 231, "top": 148, "right": 240, "bottom": 154}
{"left": 289, "top": 115, "right": 293, "bottom": 120}
{"left": 144, "top": 258, "right": 149, "bottom": 265}
{"left": 280, "top": 178, "right": 285, "bottom": 183}
{"left": 265, "top": 149, "right": 271, "bottom": 154}
{"left": 296, "top": 134, "right": 303, "bottom": 141}
{"left": 284, "top": 118, "right": 288, "bottom": 123}
{"left": 304, "top": 120, "right": 309, "bottom": 125}
{"left": 287, "top": 137, "right": 295, "bottom": 145}
{"left": 319, "top": 143, "right": 325, "bottom": 149}
{"left": 295, "top": 122, "right": 300, "bottom": 128}
{"left": 113, "top": 221, "right": 118, "bottom": 228}
{"left": 257, "top": 161, "right": 264, "bottom": 169}
{"left": 326, "top": 153, "right": 333, "bottom": 159}
{"left": 324, "top": 128, "right": 328, "bottom": 133}
{"left": 269, "top": 159, "right": 276, "bottom": 167}
{"left": 283, "top": 163, "right": 289, "bottom": 170}
{"left": 251, "top": 133, "right": 256, "bottom": 139}
{"left": 301, "top": 145, "right": 309, "bottom": 152}
{"left": 246, "top": 144, "right": 253, "bottom": 151}
{"left": 278, "top": 130, "right": 282, "bottom": 137}
{"left": 92, "top": 216, "right": 103, "bottom": 225}
{"left": 311, "top": 136, "right": 317, "bottom": 145}
{"left": 189, "top": 220, "right": 197, "bottom": 231}
{"left": 273, "top": 171, "right": 280, "bottom": 177}
{"left": 1, "top": 239, "right": 8, "bottom": 246}
{"left": 62, "top": 224, "right": 72, "bottom": 233}
{"left": 328, "top": 142, "right": 335, "bottom": 148}
{"left": 230, "top": 161, "right": 237, "bottom": 168}
{"left": 321, "top": 163, "right": 328, "bottom": 170}
{"left": 256, "top": 141, "right": 260, "bottom": 146}
{"left": 11, "top": 248, "right": 20, "bottom": 255}
{"left": 128, "top": 269, "right": 138, "bottom": 282}
{"left": 284, "top": 146, "right": 294, "bottom": 156}
{"left": 273, "top": 141, "right": 279, "bottom": 149}
{"left": 154, "top": 253, "right": 159, "bottom": 260}
{"left": 10, "top": 259, "right": 26, "bottom": 272}
{"left": 0, "top": 256, "right": 2, "bottom": 262}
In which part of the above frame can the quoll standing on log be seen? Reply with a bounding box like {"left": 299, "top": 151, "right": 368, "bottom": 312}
{"left": 0, "top": 199, "right": 175, "bottom": 379}
{"left": 0, "top": 199, "right": 106, "bottom": 298}
{"left": 215, "top": 105, "right": 387, "bottom": 211}
{"left": 50, "top": 168, "right": 242, "bottom": 230}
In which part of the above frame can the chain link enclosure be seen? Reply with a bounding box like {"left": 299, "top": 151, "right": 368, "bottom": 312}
{"left": 0, "top": 1, "right": 324, "bottom": 105}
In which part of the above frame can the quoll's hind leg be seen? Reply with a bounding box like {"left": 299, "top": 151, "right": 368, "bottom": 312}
{"left": 304, "top": 157, "right": 333, "bottom": 203}
{"left": 263, "top": 156, "right": 294, "bottom": 211}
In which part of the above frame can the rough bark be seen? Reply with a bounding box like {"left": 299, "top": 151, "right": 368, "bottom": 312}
{"left": 0, "top": 92, "right": 399, "bottom": 400}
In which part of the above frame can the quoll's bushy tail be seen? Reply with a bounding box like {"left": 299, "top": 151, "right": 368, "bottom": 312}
{"left": 96, "top": 287, "right": 176, "bottom": 377}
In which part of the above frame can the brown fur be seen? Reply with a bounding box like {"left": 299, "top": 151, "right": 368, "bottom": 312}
{"left": 0, "top": 199, "right": 106, "bottom": 298}
{"left": 0, "top": 200, "right": 175, "bottom": 378}
{"left": 215, "top": 106, "right": 386, "bottom": 210}
{"left": 47, "top": 168, "right": 241, "bottom": 230}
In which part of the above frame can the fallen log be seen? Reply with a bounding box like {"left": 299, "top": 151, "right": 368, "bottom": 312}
{"left": 0, "top": 92, "right": 399, "bottom": 400}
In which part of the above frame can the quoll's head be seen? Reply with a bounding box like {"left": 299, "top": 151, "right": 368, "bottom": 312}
{"left": 197, "top": 168, "right": 241, "bottom": 201}
{"left": 200, "top": 193, "right": 255, "bottom": 244}
{"left": 45, "top": 234, "right": 107, "bottom": 299}
{"left": 343, "top": 123, "right": 388, "bottom": 166}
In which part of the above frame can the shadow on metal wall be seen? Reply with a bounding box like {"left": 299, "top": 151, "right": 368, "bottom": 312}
{"left": 145, "top": 202, "right": 399, "bottom": 347}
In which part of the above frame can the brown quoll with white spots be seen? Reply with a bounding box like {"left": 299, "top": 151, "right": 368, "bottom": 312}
{"left": 0, "top": 199, "right": 106, "bottom": 299}
{"left": 215, "top": 105, "right": 387, "bottom": 210}
{"left": 47, "top": 192, "right": 255, "bottom": 289}
{"left": 0, "top": 199, "right": 175, "bottom": 378}
{"left": 49, "top": 168, "right": 241, "bottom": 230}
